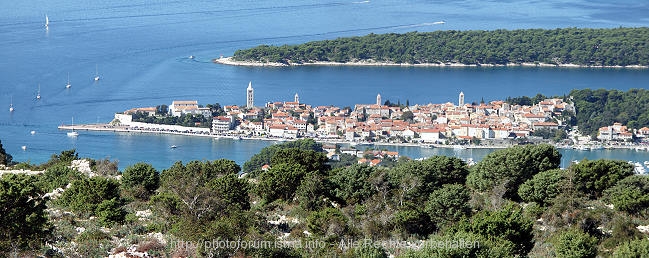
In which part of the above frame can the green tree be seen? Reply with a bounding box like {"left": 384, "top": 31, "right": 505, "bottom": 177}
{"left": 0, "top": 139, "right": 13, "bottom": 165}
{"left": 350, "top": 245, "right": 388, "bottom": 258}
{"left": 257, "top": 163, "right": 307, "bottom": 202}
{"left": 386, "top": 156, "right": 469, "bottom": 237}
{"left": 425, "top": 184, "right": 471, "bottom": 227}
{"left": 156, "top": 159, "right": 242, "bottom": 220}
{"left": 207, "top": 173, "right": 250, "bottom": 211}
{"left": 390, "top": 208, "right": 434, "bottom": 237}
{"left": 331, "top": 164, "right": 377, "bottom": 205}
{"left": 467, "top": 144, "right": 561, "bottom": 200}
{"left": 0, "top": 174, "right": 50, "bottom": 255}
{"left": 243, "top": 139, "right": 323, "bottom": 173}
{"left": 295, "top": 172, "right": 332, "bottom": 211}
{"left": 329, "top": 153, "right": 358, "bottom": 169}
{"left": 518, "top": 169, "right": 566, "bottom": 207}
{"left": 152, "top": 159, "right": 251, "bottom": 249}
{"left": 206, "top": 103, "right": 225, "bottom": 116}
{"left": 37, "top": 163, "right": 86, "bottom": 192}
{"left": 603, "top": 175, "right": 649, "bottom": 215}
{"left": 122, "top": 162, "right": 160, "bottom": 200}
{"left": 155, "top": 104, "right": 168, "bottom": 115}
{"left": 401, "top": 110, "right": 414, "bottom": 123}
{"left": 58, "top": 177, "right": 121, "bottom": 214}
{"left": 307, "top": 207, "right": 348, "bottom": 241}
{"left": 613, "top": 238, "right": 649, "bottom": 257}
{"left": 400, "top": 231, "right": 516, "bottom": 258}
{"left": 54, "top": 149, "right": 79, "bottom": 164}
{"left": 390, "top": 156, "right": 469, "bottom": 203}
{"left": 452, "top": 202, "right": 534, "bottom": 257}
{"left": 553, "top": 229, "right": 598, "bottom": 258}
{"left": 95, "top": 197, "right": 126, "bottom": 226}
{"left": 572, "top": 159, "right": 633, "bottom": 199}
{"left": 43, "top": 149, "right": 79, "bottom": 167}
{"left": 270, "top": 147, "right": 329, "bottom": 174}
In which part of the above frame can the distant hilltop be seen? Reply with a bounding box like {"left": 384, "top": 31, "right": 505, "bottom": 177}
{"left": 218, "top": 27, "right": 649, "bottom": 67}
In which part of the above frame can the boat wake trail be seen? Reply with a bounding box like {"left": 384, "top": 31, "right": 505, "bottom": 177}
{"left": 115, "top": 21, "right": 452, "bottom": 59}
{"left": 0, "top": 3, "right": 346, "bottom": 27}
{"left": 395, "top": 21, "right": 446, "bottom": 29}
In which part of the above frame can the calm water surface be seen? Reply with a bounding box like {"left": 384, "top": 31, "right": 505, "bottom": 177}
{"left": 1, "top": 0, "right": 648, "bottom": 169}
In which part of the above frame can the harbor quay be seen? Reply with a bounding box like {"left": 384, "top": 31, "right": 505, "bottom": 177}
{"left": 57, "top": 87, "right": 649, "bottom": 153}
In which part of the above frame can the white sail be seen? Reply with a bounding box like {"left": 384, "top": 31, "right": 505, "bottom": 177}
{"left": 37, "top": 84, "right": 41, "bottom": 99}
{"left": 45, "top": 15, "right": 49, "bottom": 28}
{"left": 94, "top": 64, "right": 100, "bottom": 81}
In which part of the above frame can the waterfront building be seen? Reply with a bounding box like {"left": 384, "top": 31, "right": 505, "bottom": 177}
{"left": 420, "top": 128, "right": 442, "bottom": 143}
{"left": 212, "top": 116, "right": 234, "bottom": 132}
{"left": 638, "top": 127, "right": 649, "bottom": 140}
{"left": 124, "top": 107, "right": 157, "bottom": 116}
{"left": 459, "top": 91, "right": 465, "bottom": 107}
{"left": 247, "top": 82, "right": 254, "bottom": 108}
{"left": 169, "top": 100, "right": 201, "bottom": 117}
{"left": 598, "top": 122, "right": 633, "bottom": 141}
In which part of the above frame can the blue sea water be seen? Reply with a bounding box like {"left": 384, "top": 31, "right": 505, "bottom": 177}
{"left": 1, "top": 0, "right": 649, "bottom": 170}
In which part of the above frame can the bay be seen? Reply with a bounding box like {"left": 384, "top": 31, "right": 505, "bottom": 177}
{"left": 1, "top": 0, "right": 649, "bottom": 170}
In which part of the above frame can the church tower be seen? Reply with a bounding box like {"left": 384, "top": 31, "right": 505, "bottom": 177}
{"left": 246, "top": 82, "right": 254, "bottom": 108}
{"left": 459, "top": 91, "right": 465, "bottom": 107}
{"left": 377, "top": 93, "right": 382, "bottom": 106}
{"left": 294, "top": 93, "right": 299, "bottom": 103}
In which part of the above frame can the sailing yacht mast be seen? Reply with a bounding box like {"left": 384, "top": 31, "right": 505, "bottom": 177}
{"left": 66, "top": 73, "right": 71, "bottom": 88}
{"left": 9, "top": 96, "right": 14, "bottom": 112}
{"left": 94, "top": 65, "right": 100, "bottom": 81}
{"left": 67, "top": 117, "right": 79, "bottom": 136}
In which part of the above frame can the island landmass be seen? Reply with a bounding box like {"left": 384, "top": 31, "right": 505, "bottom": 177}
{"left": 215, "top": 27, "right": 649, "bottom": 68}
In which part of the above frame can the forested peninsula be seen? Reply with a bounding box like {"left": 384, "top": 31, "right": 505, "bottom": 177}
{"left": 507, "top": 88, "right": 649, "bottom": 137}
{"left": 226, "top": 27, "right": 649, "bottom": 67}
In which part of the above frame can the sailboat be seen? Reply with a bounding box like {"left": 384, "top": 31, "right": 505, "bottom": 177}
{"left": 65, "top": 73, "right": 71, "bottom": 88}
{"left": 9, "top": 96, "right": 14, "bottom": 112}
{"left": 67, "top": 117, "right": 79, "bottom": 137}
{"left": 45, "top": 15, "right": 49, "bottom": 29}
{"left": 94, "top": 65, "right": 100, "bottom": 81}
{"left": 36, "top": 84, "right": 41, "bottom": 100}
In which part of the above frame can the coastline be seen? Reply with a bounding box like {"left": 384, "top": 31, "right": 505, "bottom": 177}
{"left": 58, "top": 123, "right": 644, "bottom": 151}
{"left": 213, "top": 56, "right": 649, "bottom": 69}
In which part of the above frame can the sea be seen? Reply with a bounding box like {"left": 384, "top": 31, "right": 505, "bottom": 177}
{"left": 1, "top": 0, "right": 649, "bottom": 170}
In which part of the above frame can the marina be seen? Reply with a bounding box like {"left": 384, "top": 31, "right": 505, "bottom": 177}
{"left": 54, "top": 121, "right": 649, "bottom": 170}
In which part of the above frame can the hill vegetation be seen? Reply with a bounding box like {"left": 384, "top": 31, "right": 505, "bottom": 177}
{"left": 2, "top": 139, "right": 649, "bottom": 257}
{"left": 231, "top": 27, "right": 649, "bottom": 66}
{"left": 570, "top": 88, "right": 649, "bottom": 137}
{"left": 507, "top": 89, "right": 649, "bottom": 137}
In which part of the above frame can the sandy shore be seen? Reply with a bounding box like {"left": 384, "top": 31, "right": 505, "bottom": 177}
{"left": 213, "top": 56, "right": 648, "bottom": 69}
